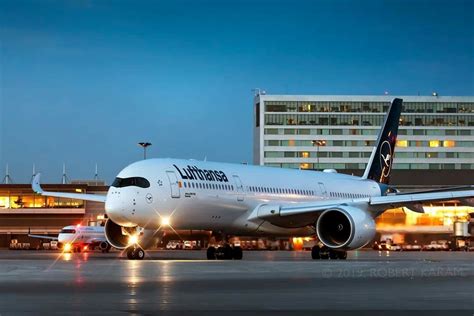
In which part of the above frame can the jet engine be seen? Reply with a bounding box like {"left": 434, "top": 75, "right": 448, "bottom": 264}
{"left": 104, "top": 219, "right": 161, "bottom": 250}
{"left": 104, "top": 219, "right": 138, "bottom": 249}
{"left": 316, "top": 206, "right": 376, "bottom": 250}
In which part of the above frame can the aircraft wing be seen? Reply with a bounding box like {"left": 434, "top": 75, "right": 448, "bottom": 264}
{"left": 266, "top": 189, "right": 474, "bottom": 223}
{"left": 28, "top": 234, "right": 58, "bottom": 241}
{"left": 32, "top": 174, "right": 107, "bottom": 203}
{"left": 368, "top": 189, "right": 474, "bottom": 210}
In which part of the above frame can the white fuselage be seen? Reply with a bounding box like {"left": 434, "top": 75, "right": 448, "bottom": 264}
{"left": 105, "top": 158, "right": 382, "bottom": 237}
{"left": 58, "top": 225, "right": 106, "bottom": 245}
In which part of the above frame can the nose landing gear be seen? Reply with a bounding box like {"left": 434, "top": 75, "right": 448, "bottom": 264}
{"left": 126, "top": 245, "right": 145, "bottom": 260}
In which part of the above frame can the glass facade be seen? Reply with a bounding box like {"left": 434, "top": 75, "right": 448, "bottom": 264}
{"left": 255, "top": 95, "right": 474, "bottom": 171}
{"left": 0, "top": 189, "right": 85, "bottom": 209}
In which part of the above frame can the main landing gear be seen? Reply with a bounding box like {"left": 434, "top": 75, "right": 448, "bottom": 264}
{"left": 206, "top": 245, "right": 243, "bottom": 260}
{"left": 311, "top": 245, "right": 347, "bottom": 260}
{"left": 126, "top": 245, "right": 145, "bottom": 260}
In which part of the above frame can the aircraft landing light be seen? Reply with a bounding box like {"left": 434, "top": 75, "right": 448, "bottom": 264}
{"left": 128, "top": 235, "right": 139, "bottom": 246}
{"left": 161, "top": 216, "right": 171, "bottom": 226}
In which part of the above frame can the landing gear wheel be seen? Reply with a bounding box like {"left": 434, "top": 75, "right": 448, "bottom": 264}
{"left": 215, "top": 244, "right": 234, "bottom": 260}
{"left": 329, "top": 249, "right": 338, "bottom": 260}
{"left": 207, "top": 246, "right": 216, "bottom": 260}
{"left": 311, "top": 245, "right": 321, "bottom": 259}
{"left": 216, "top": 246, "right": 224, "bottom": 260}
{"left": 337, "top": 251, "right": 347, "bottom": 260}
{"left": 233, "top": 246, "right": 243, "bottom": 260}
{"left": 126, "top": 247, "right": 135, "bottom": 260}
{"left": 320, "top": 246, "right": 329, "bottom": 259}
{"left": 126, "top": 246, "right": 145, "bottom": 260}
{"left": 223, "top": 244, "right": 233, "bottom": 260}
{"left": 135, "top": 247, "right": 145, "bottom": 260}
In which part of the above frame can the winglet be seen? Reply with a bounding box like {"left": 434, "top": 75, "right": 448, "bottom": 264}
{"left": 32, "top": 173, "right": 43, "bottom": 194}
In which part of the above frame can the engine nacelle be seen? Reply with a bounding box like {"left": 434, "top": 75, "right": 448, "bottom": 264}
{"left": 316, "top": 206, "right": 376, "bottom": 250}
{"left": 104, "top": 219, "right": 160, "bottom": 250}
{"left": 104, "top": 219, "right": 137, "bottom": 249}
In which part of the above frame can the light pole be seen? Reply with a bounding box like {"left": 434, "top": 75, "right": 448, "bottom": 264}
{"left": 312, "top": 140, "right": 326, "bottom": 170}
{"left": 138, "top": 142, "right": 152, "bottom": 160}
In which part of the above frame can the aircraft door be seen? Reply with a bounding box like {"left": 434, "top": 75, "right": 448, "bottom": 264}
{"left": 232, "top": 175, "right": 244, "bottom": 202}
{"left": 166, "top": 171, "right": 180, "bottom": 198}
{"left": 318, "top": 182, "right": 327, "bottom": 198}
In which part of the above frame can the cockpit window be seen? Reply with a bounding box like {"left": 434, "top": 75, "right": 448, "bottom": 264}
{"left": 111, "top": 177, "right": 150, "bottom": 188}
{"left": 60, "top": 229, "right": 76, "bottom": 234}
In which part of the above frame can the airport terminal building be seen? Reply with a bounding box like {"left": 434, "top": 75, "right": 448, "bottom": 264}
{"left": 0, "top": 182, "right": 108, "bottom": 248}
{"left": 254, "top": 94, "right": 474, "bottom": 245}
{"left": 254, "top": 94, "right": 474, "bottom": 171}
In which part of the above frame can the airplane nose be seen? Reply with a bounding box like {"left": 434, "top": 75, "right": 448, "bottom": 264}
{"left": 105, "top": 190, "right": 133, "bottom": 226}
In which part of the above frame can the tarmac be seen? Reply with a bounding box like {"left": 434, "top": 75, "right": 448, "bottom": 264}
{"left": 0, "top": 249, "right": 473, "bottom": 315}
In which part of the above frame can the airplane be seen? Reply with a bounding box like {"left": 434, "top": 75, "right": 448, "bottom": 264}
{"left": 31, "top": 98, "right": 474, "bottom": 260}
{"left": 28, "top": 224, "right": 111, "bottom": 253}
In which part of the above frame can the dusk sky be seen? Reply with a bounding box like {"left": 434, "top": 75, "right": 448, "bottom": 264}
{"left": 1, "top": 0, "right": 473, "bottom": 183}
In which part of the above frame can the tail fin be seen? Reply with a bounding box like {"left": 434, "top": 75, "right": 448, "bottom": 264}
{"left": 362, "top": 98, "right": 403, "bottom": 184}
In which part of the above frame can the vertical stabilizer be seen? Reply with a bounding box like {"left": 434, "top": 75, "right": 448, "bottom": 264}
{"left": 362, "top": 98, "right": 403, "bottom": 184}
